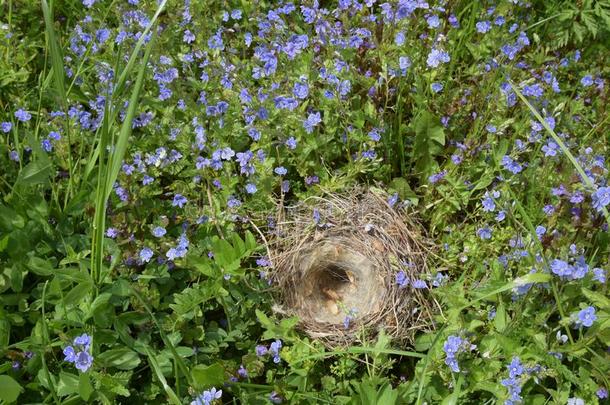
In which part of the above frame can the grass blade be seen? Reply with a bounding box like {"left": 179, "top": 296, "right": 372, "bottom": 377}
{"left": 509, "top": 81, "right": 610, "bottom": 224}
{"left": 41, "top": 0, "right": 66, "bottom": 104}
{"left": 145, "top": 347, "right": 183, "bottom": 405}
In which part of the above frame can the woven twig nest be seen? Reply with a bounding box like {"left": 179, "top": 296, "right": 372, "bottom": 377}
{"left": 267, "top": 188, "right": 437, "bottom": 346}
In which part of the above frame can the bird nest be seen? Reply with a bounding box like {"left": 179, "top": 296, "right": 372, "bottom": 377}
{"left": 266, "top": 188, "right": 437, "bottom": 347}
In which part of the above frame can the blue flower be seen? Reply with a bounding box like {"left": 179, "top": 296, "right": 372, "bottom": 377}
{"left": 550, "top": 259, "right": 572, "bottom": 278}
{"left": 293, "top": 81, "right": 309, "bottom": 99}
{"left": 399, "top": 56, "right": 411, "bottom": 70}
{"left": 191, "top": 387, "right": 222, "bottom": 405}
{"left": 285, "top": 137, "right": 297, "bottom": 149}
{"left": 255, "top": 345, "right": 268, "bottom": 356}
{"left": 15, "top": 108, "right": 32, "bottom": 122}
{"left": 75, "top": 351, "right": 94, "bottom": 372}
{"left": 535, "top": 226, "right": 546, "bottom": 239}
{"left": 477, "top": 227, "right": 492, "bottom": 240}
{"left": 428, "top": 170, "right": 447, "bottom": 184}
{"left": 575, "top": 306, "right": 596, "bottom": 327}
{"left": 581, "top": 75, "right": 594, "bottom": 87}
{"left": 152, "top": 226, "right": 166, "bottom": 238}
{"left": 522, "top": 84, "right": 543, "bottom": 98}
{"left": 592, "top": 268, "right": 606, "bottom": 284}
{"left": 394, "top": 31, "right": 405, "bottom": 45}
{"left": 64, "top": 334, "right": 93, "bottom": 372}
{"left": 476, "top": 20, "right": 491, "bottom": 33}
{"left": 592, "top": 187, "right": 610, "bottom": 212}
{"left": 393, "top": 270, "right": 408, "bottom": 288}
{"left": 1, "top": 122, "right": 12, "bottom": 132}
{"left": 172, "top": 194, "right": 188, "bottom": 208}
{"left": 482, "top": 196, "right": 496, "bottom": 212}
{"left": 426, "top": 48, "right": 450, "bottom": 68}
{"left": 269, "top": 339, "right": 282, "bottom": 363}
{"left": 105, "top": 228, "right": 118, "bottom": 238}
{"left": 227, "top": 196, "right": 242, "bottom": 208}
{"left": 140, "top": 247, "right": 153, "bottom": 263}
{"left": 245, "top": 183, "right": 257, "bottom": 194}
{"left": 431, "top": 82, "right": 443, "bottom": 93}
{"left": 41, "top": 139, "right": 53, "bottom": 152}
{"left": 501, "top": 156, "right": 523, "bottom": 174}
{"left": 63, "top": 346, "right": 77, "bottom": 362}
{"left": 507, "top": 357, "right": 524, "bottom": 378}
{"left": 412, "top": 279, "right": 427, "bottom": 289}
{"left": 426, "top": 15, "right": 440, "bottom": 29}
{"left": 303, "top": 112, "right": 321, "bottom": 133}
{"left": 274, "top": 166, "right": 287, "bottom": 176}
{"left": 443, "top": 335, "right": 475, "bottom": 373}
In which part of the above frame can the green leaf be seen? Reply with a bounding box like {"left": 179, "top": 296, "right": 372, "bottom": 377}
{"left": 97, "top": 348, "right": 141, "bottom": 370}
{"left": 582, "top": 288, "right": 610, "bottom": 309}
{"left": 79, "top": 373, "right": 93, "bottom": 401}
{"left": 191, "top": 363, "right": 226, "bottom": 389}
{"left": 169, "top": 283, "right": 217, "bottom": 320}
{"left": 15, "top": 160, "right": 52, "bottom": 186}
{"left": 494, "top": 301, "right": 507, "bottom": 332}
{"left": 27, "top": 256, "right": 54, "bottom": 276}
{"left": 57, "top": 372, "right": 79, "bottom": 397}
{"left": 413, "top": 111, "right": 445, "bottom": 182}
{"left": 0, "top": 375, "right": 23, "bottom": 403}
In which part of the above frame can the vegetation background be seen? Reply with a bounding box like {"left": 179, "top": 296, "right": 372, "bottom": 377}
{"left": 0, "top": 0, "right": 608, "bottom": 403}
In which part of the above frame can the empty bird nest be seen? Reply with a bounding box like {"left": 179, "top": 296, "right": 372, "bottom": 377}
{"left": 265, "top": 188, "right": 439, "bottom": 347}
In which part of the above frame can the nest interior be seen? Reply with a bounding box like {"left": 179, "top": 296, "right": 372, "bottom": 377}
{"left": 294, "top": 241, "right": 384, "bottom": 324}
{"left": 268, "top": 189, "right": 437, "bottom": 346}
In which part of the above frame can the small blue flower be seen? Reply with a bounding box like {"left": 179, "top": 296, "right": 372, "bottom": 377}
{"left": 426, "top": 15, "right": 440, "bottom": 29}
{"left": 14, "top": 108, "right": 32, "bottom": 122}
{"left": 575, "top": 306, "right": 596, "bottom": 328}
{"left": 477, "top": 227, "right": 492, "bottom": 240}
{"left": 105, "top": 228, "right": 118, "bottom": 238}
{"left": 303, "top": 112, "right": 321, "bottom": 133}
{"left": 399, "top": 56, "right": 411, "bottom": 70}
{"left": 426, "top": 48, "right": 450, "bottom": 68}
{"left": 191, "top": 387, "right": 222, "bottom": 405}
{"left": 581, "top": 75, "right": 594, "bottom": 87}
{"left": 412, "top": 279, "right": 427, "bottom": 289}
{"left": 274, "top": 166, "right": 287, "bottom": 176}
{"left": 431, "top": 82, "right": 443, "bottom": 93}
{"left": 482, "top": 196, "right": 495, "bottom": 212}
{"left": 285, "top": 137, "right": 297, "bottom": 149}
{"left": 476, "top": 20, "right": 491, "bottom": 33}
{"left": 269, "top": 339, "right": 282, "bottom": 363}
{"left": 428, "top": 170, "right": 447, "bottom": 184}
{"left": 172, "top": 194, "right": 188, "bottom": 208}
{"left": 64, "top": 334, "right": 93, "bottom": 372}
{"left": 501, "top": 156, "right": 523, "bottom": 174}
{"left": 293, "top": 81, "right": 309, "bottom": 99}
{"left": 592, "top": 268, "right": 606, "bottom": 284}
{"left": 255, "top": 345, "right": 268, "bottom": 356}
{"left": 592, "top": 187, "right": 610, "bottom": 212}
{"left": 507, "top": 357, "right": 524, "bottom": 378}
{"left": 75, "top": 351, "right": 94, "bottom": 372}
{"left": 152, "top": 226, "right": 166, "bottom": 238}
{"left": 245, "top": 183, "right": 257, "bottom": 194}
{"left": 550, "top": 259, "right": 572, "bottom": 278}
{"left": 140, "top": 247, "right": 153, "bottom": 263}
{"left": 1, "top": 122, "right": 12, "bottom": 132}
{"left": 395, "top": 271, "right": 408, "bottom": 288}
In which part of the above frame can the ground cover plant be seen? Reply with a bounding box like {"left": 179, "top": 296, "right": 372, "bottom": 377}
{"left": 0, "top": 0, "right": 609, "bottom": 403}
